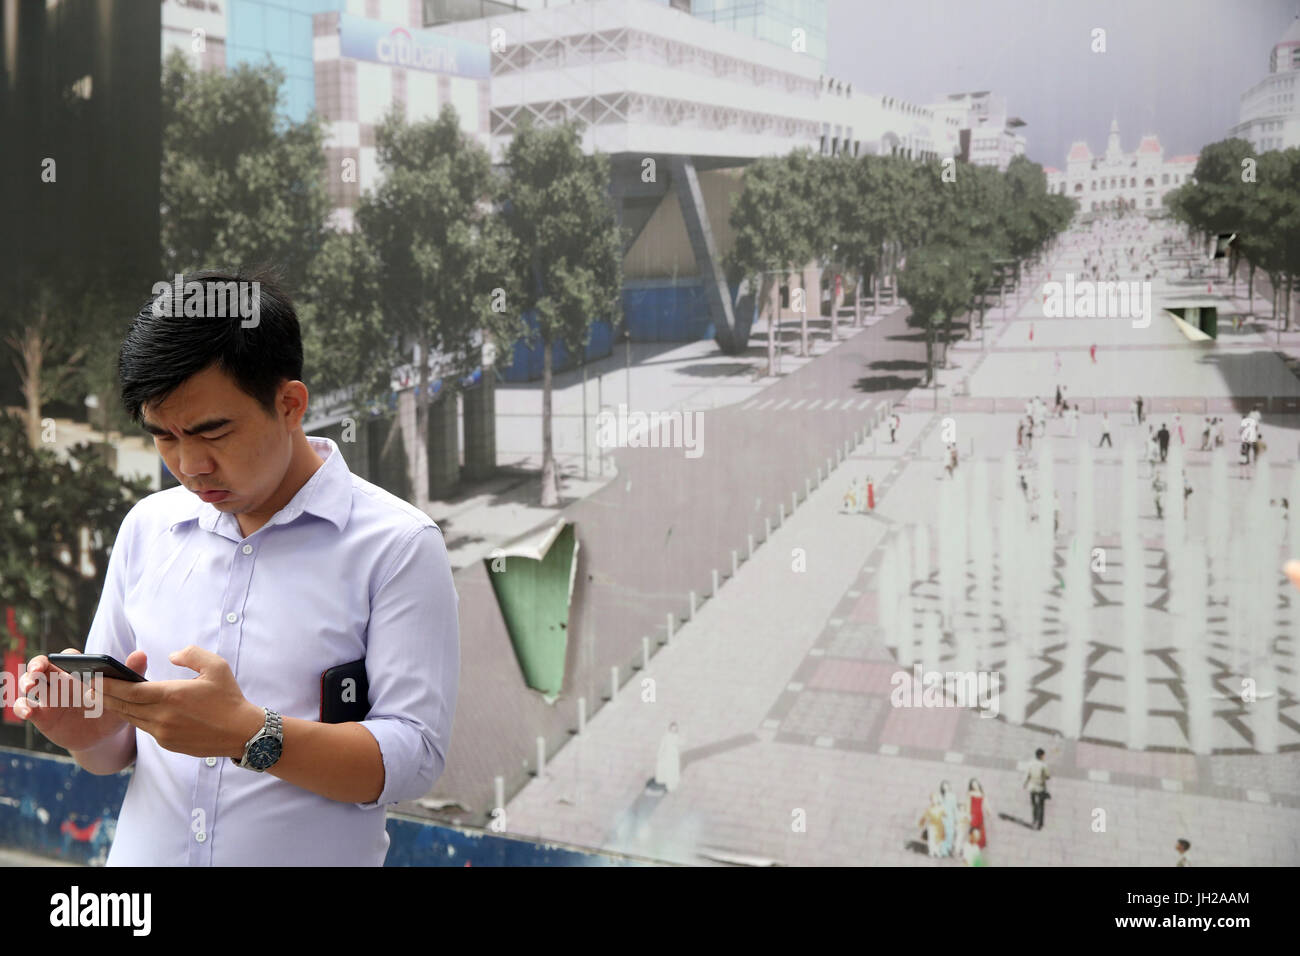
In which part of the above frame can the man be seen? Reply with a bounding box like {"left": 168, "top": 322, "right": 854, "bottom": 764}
{"left": 1175, "top": 838, "right": 1192, "bottom": 867}
{"left": 1157, "top": 422, "right": 1171, "bottom": 462}
{"left": 1153, "top": 472, "right": 1165, "bottom": 520}
{"left": 1136, "top": 395, "right": 1144, "bottom": 424}
{"left": 889, "top": 412, "right": 899, "bottom": 443}
{"left": 1023, "top": 748, "right": 1050, "bottom": 830}
{"left": 14, "top": 271, "right": 460, "bottom": 865}
{"left": 1098, "top": 412, "right": 1112, "bottom": 448}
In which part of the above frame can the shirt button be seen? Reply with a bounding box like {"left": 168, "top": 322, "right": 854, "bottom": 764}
{"left": 241, "top": 544, "right": 253, "bottom": 555}
{"left": 195, "top": 831, "right": 206, "bottom": 843}
{"left": 205, "top": 756, "right": 217, "bottom": 767}
{"left": 226, "top": 612, "right": 238, "bottom": 623}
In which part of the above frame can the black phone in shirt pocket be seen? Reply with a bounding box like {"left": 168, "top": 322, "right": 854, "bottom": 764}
{"left": 320, "top": 657, "right": 369, "bottom": 723}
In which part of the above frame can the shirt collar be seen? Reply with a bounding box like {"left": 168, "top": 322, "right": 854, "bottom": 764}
{"left": 171, "top": 435, "right": 353, "bottom": 536}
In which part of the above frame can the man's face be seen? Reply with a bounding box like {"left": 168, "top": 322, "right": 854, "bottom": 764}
{"left": 141, "top": 363, "right": 294, "bottom": 519}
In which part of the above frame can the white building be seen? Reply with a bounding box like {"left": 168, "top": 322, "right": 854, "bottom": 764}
{"left": 1046, "top": 118, "right": 1196, "bottom": 214}
{"left": 312, "top": 6, "right": 493, "bottom": 231}
{"left": 161, "top": 0, "right": 228, "bottom": 71}
{"left": 1229, "top": 15, "right": 1300, "bottom": 153}
{"left": 928, "top": 91, "right": 1026, "bottom": 172}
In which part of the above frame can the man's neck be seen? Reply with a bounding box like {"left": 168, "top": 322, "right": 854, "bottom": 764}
{"left": 237, "top": 432, "right": 326, "bottom": 538}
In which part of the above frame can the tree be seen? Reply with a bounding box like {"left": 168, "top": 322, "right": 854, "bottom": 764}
{"left": 501, "top": 119, "right": 624, "bottom": 507}
{"left": 0, "top": 411, "right": 151, "bottom": 656}
{"left": 312, "top": 105, "right": 521, "bottom": 511}
{"left": 898, "top": 246, "right": 973, "bottom": 387}
{"left": 160, "top": 49, "right": 329, "bottom": 286}
{"left": 728, "top": 156, "right": 797, "bottom": 377}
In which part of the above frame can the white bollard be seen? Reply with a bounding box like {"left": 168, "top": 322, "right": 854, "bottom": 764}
{"left": 536, "top": 737, "right": 546, "bottom": 777}
{"left": 642, "top": 636, "right": 650, "bottom": 670}
{"left": 712, "top": 568, "right": 719, "bottom": 595}
{"left": 666, "top": 612, "right": 674, "bottom": 643}
{"left": 494, "top": 776, "right": 504, "bottom": 813}
{"left": 611, "top": 666, "right": 618, "bottom": 700}
{"left": 690, "top": 590, "right": 697, "bottom": 617}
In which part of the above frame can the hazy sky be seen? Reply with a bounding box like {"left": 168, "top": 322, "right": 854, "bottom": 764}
{"left": 828, "top": 0, "right": 1299, "bottom": 167}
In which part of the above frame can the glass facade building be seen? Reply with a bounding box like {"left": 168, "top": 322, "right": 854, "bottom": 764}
{"left": 227, "top": 0, "right": 347, "bottom": 122}
{"left": 691, "top": 0, "right": 827, "bottom": 69}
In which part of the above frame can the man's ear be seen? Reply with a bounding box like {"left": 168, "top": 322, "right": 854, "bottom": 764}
{"left": 278, "top": 380, "right": 310, "bottom": 429}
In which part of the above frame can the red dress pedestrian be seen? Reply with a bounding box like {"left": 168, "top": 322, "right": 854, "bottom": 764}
{"left": 969, "top": 794, "right": 987, "bottom": 847}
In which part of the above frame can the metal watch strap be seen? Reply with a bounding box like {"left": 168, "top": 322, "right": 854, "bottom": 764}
{"left": 232, "top": 708, "right": 282, "bottom": 769}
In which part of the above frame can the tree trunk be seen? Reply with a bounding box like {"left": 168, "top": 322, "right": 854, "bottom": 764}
{"left": 412, "top": 332, "right": 431, "bottom": 512}
{"left": 854, "top": 273, "right": 862, "bottom": 327}
{"left": 798, "top": 269, "right": 808, "bottom": 357}
{"left": 829, "top": 267, "right": 837, "bottom": 341}
{"left": 925, "top": 319, "right": 934, "bottom": 387}
{"left": 1248, "top": 262, "right": 1255, "bottom": 315}
{"left": 540, "top": 336, "right": 559, "bottom": 506}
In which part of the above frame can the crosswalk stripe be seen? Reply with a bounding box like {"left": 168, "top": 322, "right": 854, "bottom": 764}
{"left": 757, "top": 399, "right": 774, "bottom": 410}
{"left": 823, "top": 399, "right": 839, "bottom": 410}
{"left": 790, "top": 399, "right": 806, "bottom": 409}
{"left": 741, "top": 399, "right": 759, "bottom": 410}
{"left": 774, "top": 399, "right": 790, "bottom": 410}
{"left": 807, "top": 399, "right": 823, "bottom": 410}
{"left": 857, "top": 398, "right": 871, "bottom": 410}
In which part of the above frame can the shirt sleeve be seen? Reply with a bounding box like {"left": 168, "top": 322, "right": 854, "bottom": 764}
{"left": 353, "top": 524, "right": 460, "bottom": 809}
{"left": 82, "top": 504, "right": 141, "bottom": 665}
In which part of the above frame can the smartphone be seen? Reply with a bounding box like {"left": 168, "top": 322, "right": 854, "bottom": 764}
{"left": 48, "top": 653, "right": 147, "bottom": 683}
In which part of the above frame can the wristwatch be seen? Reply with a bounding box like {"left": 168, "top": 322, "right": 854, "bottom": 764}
{"left": 231, "top": 708, "right": 283, "bottom": 772}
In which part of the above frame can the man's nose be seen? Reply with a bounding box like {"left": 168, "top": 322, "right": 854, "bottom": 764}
{"left": 177, "top": 444, "right": 215, "bottom": 477}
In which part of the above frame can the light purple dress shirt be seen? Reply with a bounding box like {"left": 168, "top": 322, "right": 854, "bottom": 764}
{"left": 82, "top": 435, "right": 459, "bottom": 865}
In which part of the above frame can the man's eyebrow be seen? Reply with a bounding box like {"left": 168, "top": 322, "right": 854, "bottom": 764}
{"left": 141, "top": 417, "right": 233, "bottom": 436}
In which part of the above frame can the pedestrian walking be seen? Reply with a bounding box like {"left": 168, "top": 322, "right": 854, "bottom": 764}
{"left": 939, "top": 781, "right": 958, "bottom": 857}
{"left": 1200, "top": 417, "right": 1212, "bottom": 451}
{"left": 1174, "top": 412, "right": 1184, "bottom": 446}
{"left": 1023, "top": 748, "right": 1050, "bottom": 830}
{"left": 1183, "top": 471, "right": 1193, "bottom": 519}
{"left": 1153, "top": 472, "right": 1166, "bottom": 519}
{"left": 967, "top": 779, "right": 989, "bottom": 851}
{"left": 1175, "top": 838, "right": 1192, "bottom": 867}
{"left": 1136, "top": 395, "right": 1144, "bottom": 423}
{"left": 1215, "top": 417, "right": 1225, "bottom": 448}
{"left": 1098, "top": 412, "right": 1112, "bottom": 448}
{"left": 843, "top": 479, "right": 859, "bottom": 513}
{"left": 1090, "top": 343, "right": 1097, "bottom": 363}
{"left": 889, "top": 412, "right": 899, "bottom": 443}
{"left": 1157, "top": 423, "right": 1170, "bottom": 462}
{"left": 919, "top": 793, "right": 946, "bottom": 858}
{"left": 1017, "top": 419, "right": 1024, "bottom": 450}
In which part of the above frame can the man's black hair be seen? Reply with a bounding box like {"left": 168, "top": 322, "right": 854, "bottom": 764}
{"left": 1177, "top": 838, "right": 1190, "bottom": 851}
{"left": 119, "top": 269, "right": 302, "bottom": 424}
{"left": 1035, "top": 748, "right": 1045, "bottom": 758}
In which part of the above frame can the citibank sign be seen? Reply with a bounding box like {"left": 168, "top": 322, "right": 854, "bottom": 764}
{"left": 338, "top": 12, "right": 489, "bottom": 80}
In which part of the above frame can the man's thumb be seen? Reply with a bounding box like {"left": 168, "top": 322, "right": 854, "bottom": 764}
{"left": 124, "top": 650, "right": 147, "bottom": 677}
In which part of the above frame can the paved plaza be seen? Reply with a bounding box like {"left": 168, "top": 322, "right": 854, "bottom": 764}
{"left": 499, "top": 217, "right": 1300, "bottom": 866}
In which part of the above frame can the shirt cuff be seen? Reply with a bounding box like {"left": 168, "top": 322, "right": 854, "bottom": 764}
{"left": 352, "top": 716, "right": 444, "bottom": 809}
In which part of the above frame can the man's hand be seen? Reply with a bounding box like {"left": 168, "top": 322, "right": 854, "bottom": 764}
{"left": 15, "top": 648, "right": 141, "bottom": 753}
{"left": 99, "top": 645, "right": 265, "bottom": 760}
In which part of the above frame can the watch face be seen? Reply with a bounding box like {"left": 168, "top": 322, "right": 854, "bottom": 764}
{"left": 247, "top": 737, "right": 282, "bottom": 771}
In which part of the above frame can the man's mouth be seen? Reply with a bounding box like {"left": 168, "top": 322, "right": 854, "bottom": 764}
{"left": 195, "top": 489, "right": 231, "bottom": 503}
